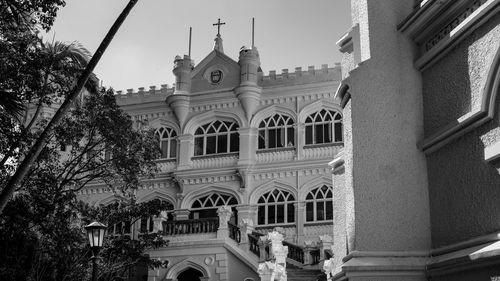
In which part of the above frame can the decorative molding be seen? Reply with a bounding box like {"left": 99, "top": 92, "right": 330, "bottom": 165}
{"left": 249, "top": 180, "right": 297, "bottom": 204}
{"left": 250, "top": 105, "right": 297, "bottom": 128}
{"left": 180, "top": 185, "right": 243, "bottom": 209}
{"left": 421, "top": 42, "right": 500, "bottom": 153}
{"left": 183, "top": 110, "right": 246, "bottom": 135}
{"left": 414, "top": 0, "right": 500, "bottom": 71}
{"left": 256, "top": 149, "right": 295, "bottom": 163}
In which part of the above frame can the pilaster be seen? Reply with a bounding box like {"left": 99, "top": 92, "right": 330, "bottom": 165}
{"left": 176, "top": 134, "right": 193, "bottom": 170}
{"left": 295, "top": 201, "right": 306, "bottom": 244}
{"left": 296, "top": 123, "right": 305, "bottom": 160}
{"left": 216, "top": 206, "right": 233, "bottom": 238}
{"left": 237, "top": 127, "right": 258, "bottom": 166}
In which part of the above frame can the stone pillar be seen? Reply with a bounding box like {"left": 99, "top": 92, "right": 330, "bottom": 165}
{"left": 295, "top": 201, "right": 306, "bottom": 244}
{"left": 173, "top": 209, "right": 190, "bottom": 221}
{"left": 237, "top": 205, "right": 257, "bottom": 245}
{"left": 217, "top": 206, "right": 233, "bottom": 238}
{"left": 237, "top": 127, "right": 258, "bottom": 166}
{"left": 303, "top": 241, "right": 316, "bottom": 265}
{"left": 152, "top": 213, "right": 168, "bottom": 233}
{"left": 176, "top": 134, "right": 193, "bottom": 170}
{"left": 319, "top": 235, "right": 333, "bottom": 260}
{"left": 295, "top": 123, "right": 305, "bottom": 160}
{"left": 258, "top": 230, "right": 288, "bottom": 281}
{"left": 258, "top": 236, "right": 269, "bottom": 262}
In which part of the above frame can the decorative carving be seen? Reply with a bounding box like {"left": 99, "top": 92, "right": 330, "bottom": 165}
{"left": 217, "top": 206, "right": 233, "bottom": 229}
{"left": 323, "top": 258, "right": 335, "bottom": 281}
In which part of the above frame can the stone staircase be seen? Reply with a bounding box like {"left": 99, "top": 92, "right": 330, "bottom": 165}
{"left": 287, "top": 268, "right": 323, "bottom": 281}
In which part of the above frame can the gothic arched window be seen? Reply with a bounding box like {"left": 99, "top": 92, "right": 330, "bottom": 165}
{"left": 305, "top": 109, "right": 342, "bottom": 145}
{"left": 190, "top": 193, "right": 238, "bottom": 220}
{"left": 156, "top": 127, "right": 177, "bottom": 159}
{"left": 305, "top": 185, "right": 333, "bottom": 222}
{"left": 258, "top": 114, "right": 295, "bottom": 149}
{"left": 194, "top": 121, "right": 239, "bottom": 156}
{"left": 257, "top": 189, "right": 295, "bottom": 225}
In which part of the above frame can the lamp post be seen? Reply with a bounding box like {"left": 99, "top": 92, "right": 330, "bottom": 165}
{"left": 85, "top": 221, "right": 107, "bottom": 281}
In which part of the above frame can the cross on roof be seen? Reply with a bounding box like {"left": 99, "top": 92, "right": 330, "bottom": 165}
{"left": 213, "top": 18, "right": 226, "bottom": 36}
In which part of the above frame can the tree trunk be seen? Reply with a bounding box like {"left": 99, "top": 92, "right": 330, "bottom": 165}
{"left": 0, "top": 0, "right": 140, "bottom": 215}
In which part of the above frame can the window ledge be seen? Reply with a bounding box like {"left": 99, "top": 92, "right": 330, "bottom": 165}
{"left": 304, "top": 142, "right": 343, "bottom": 149}
{"left": 191, "top": 152, "right": 239, "bottom": 160}
{"left": 304, "top": 221, "right": 334, "bottom": 226}
{"left": 256, "top": 147, "right": 295, "bottom": 154}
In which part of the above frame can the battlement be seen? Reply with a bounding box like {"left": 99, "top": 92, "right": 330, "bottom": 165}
{"left": 260, "top": 63, "right": 341, "bottom": 86}
{"left": 114, "top": 84, "right": 175, "bottom": 105}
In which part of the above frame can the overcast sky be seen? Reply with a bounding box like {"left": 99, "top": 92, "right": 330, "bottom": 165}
{"left": 46, "top": 0, "right": 351, "bottom": 92}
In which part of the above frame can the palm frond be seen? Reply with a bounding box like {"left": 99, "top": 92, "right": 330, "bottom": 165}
{"left": 0, "top": 90, "right": 24, "bottom": 119}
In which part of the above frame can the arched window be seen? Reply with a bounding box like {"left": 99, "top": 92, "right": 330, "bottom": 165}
{"left": 156, "top": 127, "right": 177, "bottom": 159}
{"left": 305, "top": 109, "right": 342, "bottom": 145}
{"left": 258, "top": 114, "right": 295, "bottom": 149}
{"left": 190, "top": 193, "right": 238, "bottom": 220}
{"left": 257, "top": 189, "right": 295, "bottom": 225}
{"left": 305, "top": 185, "right": 333, "bottom": 222}
{"left": 194, "top": 121, "right": 239, "bottom": 156}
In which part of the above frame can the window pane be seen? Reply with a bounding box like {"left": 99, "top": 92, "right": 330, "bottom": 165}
{"left": 334, "top": 123, "right": 343, "bottom": 142}
{"left": 316, "top": 201, "right": 325, "bottom": 221}
{"left": 218, "top": 134, "right": 228, "bottom": 153}
{"left": 306, "top": 202, "right": 314, "bottom": 221}
{"left": 269, "top": 129, "right": 277, "bottom": 148}
{"left": 315, "top": 124, "right": 324, "bottom": 144}
{"left": 258, "top": 206, "right": 265, "bottom": 224}
{"left": 287, "top": 203, "right": 295, "bottom": 223}
{"left": 258, "top": 130, "right": 266, "bottom": 149}
{"left": 194, "top": 137, "right": 204, "bottom": 156}
{"left": 124, "top": 221, "right": 131, "bottom": 234}
{"left": 326, "top": 201, "right": 333, "bottom": 220}
{"left": 230, "top": 133, "right": 239, "bottom": 152}
{"left": 170, "top": 139, "right": 177, "bottom": 158}
{"left": 277, "top": 204, "right": 284, "bottom": 223}
{"left": 287, "top": 127, "right": 294, "bottom": 146}
{"left": 140, "top": 218, "right": 148, "bottom": 233}
{"left": 325, "top": 123, "right": 332, "bottom": 143}
{"left": 268, "top": 205, "right": 276, "bottom": 224}
{"left": 206, "top": 136, "right": 216, "bottom": 154}
{"left": 305, "top": 125, "right": 313, "bottom": 144}
{"left": 277, "top": 128, "right": 284, "bottom": 148}
{"left": 161, "top": 140, "right": 169, "bottom": 158}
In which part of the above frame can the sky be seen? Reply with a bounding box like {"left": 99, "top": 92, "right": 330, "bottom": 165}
{"left": 46, "top": 0, "right": 351, "bottom": 92}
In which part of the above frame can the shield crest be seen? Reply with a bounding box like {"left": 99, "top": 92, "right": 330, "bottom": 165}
{"left": 210, "top": 70, "right": 223, "bottom": 84}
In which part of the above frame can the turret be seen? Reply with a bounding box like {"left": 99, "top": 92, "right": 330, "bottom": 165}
{"left": 166, "top": 55, "right": 193, "bottom": 129}
{"left": 235, "top": 46, "right": 262, "bottom": 122}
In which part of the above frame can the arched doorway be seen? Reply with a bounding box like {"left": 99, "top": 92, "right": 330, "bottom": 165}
{"left": 177, "top": 267, "right": 203, "bottom": 281}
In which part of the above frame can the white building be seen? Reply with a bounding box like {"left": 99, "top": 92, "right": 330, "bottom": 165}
{"left": 78, "top": 30, "right": 343, "bottom": 281}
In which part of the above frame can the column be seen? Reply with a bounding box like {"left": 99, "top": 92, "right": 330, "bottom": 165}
{"left": 236, "top": 205, "right": 257, "bottom": 244}
{"left": 295, "top": 201, "right": 306, "bottom": 244}
{"left": 295, "top": 123, "right": 305, "bottom": 160}
{"left": 237, "top": 127, "right": 258, "bottom": 166}
{"left": 176, "top": 134, "right": 193, "bottom": 170}
{"left": 217, "top": 206, "right": 233, "bottom": 238}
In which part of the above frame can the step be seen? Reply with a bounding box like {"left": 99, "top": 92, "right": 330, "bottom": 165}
{"left": 287, "top": 269, "right": 324, "bottom": 281}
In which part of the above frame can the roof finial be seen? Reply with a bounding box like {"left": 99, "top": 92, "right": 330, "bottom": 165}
{"left": 213, "top": 18, "right": 226, "bottom": 36}
{"left": 252, "top": 17, "right": 255, "bottom": 48}
{"left": 188, "top": 27, "right": 192, "bottom": 57}
{"left": 212, "top": 18, "right": 225, "bottom": 53}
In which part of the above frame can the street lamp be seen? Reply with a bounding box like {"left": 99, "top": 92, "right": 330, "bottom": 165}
{"left": 85, "top": 221, "right": 107, "bottom": 281}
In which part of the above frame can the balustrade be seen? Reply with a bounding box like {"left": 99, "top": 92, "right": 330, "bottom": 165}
{"left": 311, "top": 248, "right": 321, "bottom": 265}
{"left": 228, "top": 221, "right": 241, "bottom": 243}
{"left": 283, "top": 241, "right": 304, "bottom": 263}
{"left": 248, "top": 233, "right": 261, "bottom": 257}
{"left": 162, "top": 218, "right": 218, "bottom": 236}
{"left": 256, "top": 148, "right": 295, "bottom": 163}
{"left": 191, "top": 153, "right": 238, "bottom": 169}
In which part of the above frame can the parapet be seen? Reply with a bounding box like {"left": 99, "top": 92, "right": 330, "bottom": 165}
{"left": 260, "top": 63, "right": 341, "bottom": 86}
{"left": 114, "top": 84, "right": 175, "bottom": 105}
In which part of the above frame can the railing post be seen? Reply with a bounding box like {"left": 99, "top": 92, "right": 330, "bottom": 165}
{"left": 216, "top": 206, "right": 232, "bottom": 238}
{"left": 303, "top": 240, "right": 315, "bottom": 265}
{"left": 152, "top": 211, "right": 168, "bottom": 233}
{"left": 258, "top": 230, "right": 288, "bottom": 281}
{"left": 258, "top": 236, "right": 268, "bottom": 262}
{"left": 319, "top": 235, "right": 333, "bottom": 260}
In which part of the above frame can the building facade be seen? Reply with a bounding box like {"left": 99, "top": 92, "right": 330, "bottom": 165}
{"left": 328, "top": 0, "right": 500, "bottom": 280}
{"left": 78, "top": 32, "right": 343, "bottom": 280}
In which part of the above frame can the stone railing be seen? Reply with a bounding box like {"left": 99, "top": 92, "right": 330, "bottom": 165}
{"left": 282, "top": 241, "right": 304, "bottom": 264}
{"left": 191, "top": 153, "right": 239, "bottom": 169}
{"left": 256, "top": 148, "right": 295, "bottom": 163}
{"left": 228, "top": 221, "right": 241, "bottom": 243}
{"left": 156, "top": 159, "right": 176, "bottom": 173}
{"left": 302, "top": 144, "right": 342, "bottom": 160}
{"left": 162, "top": 218, "right": 218, "bottom": 236}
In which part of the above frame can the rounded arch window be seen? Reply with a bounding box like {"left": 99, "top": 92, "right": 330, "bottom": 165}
{"left": 257, "top": 189, "right": 295, "bottom": 225}
{"left": 155, "top": 127, "right": 177, "bottom": 159}
{"left": 258, "top": 114, "right": 295, "bottom": 149}
{"left": 190, "top": 192, "right": 238, "bottom": 220}
{"left": 305, "top": 185, "right": 333, "bottom": 222}
{"left": 305, "top": 109, "right": 342, "bottom": 145}
{"left": 194, "top": 120, "right": 239, "bottom": 156}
